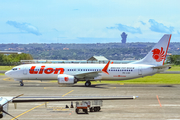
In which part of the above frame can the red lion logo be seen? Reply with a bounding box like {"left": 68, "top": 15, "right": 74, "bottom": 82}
{"left": 152, "top": 47, "right": 165, "bottom": 62}
{"left": 64, "top": 77, "right": 69, "bottom": 82}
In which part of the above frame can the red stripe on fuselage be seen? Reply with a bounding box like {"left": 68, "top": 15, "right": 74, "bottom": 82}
{"left": 163, "top": 34, "right": 171, "bottom": 65}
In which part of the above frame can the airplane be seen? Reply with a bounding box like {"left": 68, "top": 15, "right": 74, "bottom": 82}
{"left": 0, "top": 95, "right": 137, "bottom": 119}
{"left": 5, "top": 34, "right": 172, "bottom": 87}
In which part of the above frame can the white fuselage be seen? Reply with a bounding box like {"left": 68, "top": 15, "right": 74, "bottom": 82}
{"left": 5, "top": 63, "right": 158, "bottom": 81}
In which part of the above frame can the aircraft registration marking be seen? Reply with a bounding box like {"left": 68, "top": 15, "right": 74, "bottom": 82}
{"left": 113, "top": 75, "right": 126, "bottom": 77}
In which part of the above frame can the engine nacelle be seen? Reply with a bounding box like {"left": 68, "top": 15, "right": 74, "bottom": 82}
{"left": 57, "top": 74, "right": 77, "bottom": 84}
{"left": 0, "top": 97, "right": 9, "bottom": 118}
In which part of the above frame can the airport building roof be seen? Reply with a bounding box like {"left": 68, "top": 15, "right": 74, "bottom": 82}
{"left": 87, "top": 56, "right": 108, "bottom": 62}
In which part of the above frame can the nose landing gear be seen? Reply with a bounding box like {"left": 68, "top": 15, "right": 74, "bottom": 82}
{"left": 20, "top": 81, "right": 24, "bottom": 86}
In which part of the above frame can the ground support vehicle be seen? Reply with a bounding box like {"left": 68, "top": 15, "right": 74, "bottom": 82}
{"left": 75, "top": 100, "right": 102, "bottom": 114}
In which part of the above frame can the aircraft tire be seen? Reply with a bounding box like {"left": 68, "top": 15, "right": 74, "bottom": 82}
{"left": 20, "top": 81, "right": 24, "bottom": 86}
{"left": 85, "top": 81, "right": 91, "bottom": 87}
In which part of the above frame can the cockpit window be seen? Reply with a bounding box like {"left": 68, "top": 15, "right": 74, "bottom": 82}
{"left": 12, "top": 68, "right": 18, "bottom": 70}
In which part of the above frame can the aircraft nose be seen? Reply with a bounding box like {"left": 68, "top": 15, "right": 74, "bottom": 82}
{"left": 5, "top": 71, "right": 11, "bottom": 77}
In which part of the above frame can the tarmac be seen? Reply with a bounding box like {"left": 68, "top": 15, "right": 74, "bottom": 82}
{"left": 0, "top": 75, "right": 180, "bottom": 120}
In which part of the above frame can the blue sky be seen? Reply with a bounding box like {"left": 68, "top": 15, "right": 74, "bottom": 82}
{"left": 0, "top": 0, "right": 180, "bottom": 43}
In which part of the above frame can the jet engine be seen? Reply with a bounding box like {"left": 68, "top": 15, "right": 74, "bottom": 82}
{"left": 0, "top": 95, "right": 23, "bottom": 119}
{"left": 0, "top": 97, "right": 8, "bottom": 119}
{"left": 57, "top": 74, "right": 77, "bottom": 85}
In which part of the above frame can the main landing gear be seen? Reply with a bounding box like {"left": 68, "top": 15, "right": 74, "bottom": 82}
{"left": 20, "top": 81, "right": 24, "bottom": 86}
{"left": 85, "top": 81, "right": 91, "bottom": 87}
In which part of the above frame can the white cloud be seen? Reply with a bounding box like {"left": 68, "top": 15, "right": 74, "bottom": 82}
{"left": 148, "top": 19, "right": 174, "bottom": 33}
{"left": 107, "top": 23, "right": 142, "bottom": 34}
{"left": 6, "top": 21, "right": 42, "bottom": 36}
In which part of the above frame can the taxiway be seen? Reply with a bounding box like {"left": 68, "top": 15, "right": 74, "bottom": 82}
{"left": 0, "top": 76, "right": 180, "bottom": 120}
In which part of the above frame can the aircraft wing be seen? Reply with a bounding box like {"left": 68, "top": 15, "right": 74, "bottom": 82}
{"left": 74, "top": 61, "right": 111, "bottom": 80}
{"left": 0, "top": 94, "right": 23, "bottom": 105}
{"left": 12, "top": 96, "right": 138, "bottom": 103}
{"left": 75, "top": 71, "right": 102, "bottom": 79}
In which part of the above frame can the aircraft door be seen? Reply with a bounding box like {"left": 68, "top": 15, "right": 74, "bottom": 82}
{"left": 23, "top": 66, "right": 27, "bottom": 75}
{"left": 138, "top": 66, "right": 142, "bottom": 75}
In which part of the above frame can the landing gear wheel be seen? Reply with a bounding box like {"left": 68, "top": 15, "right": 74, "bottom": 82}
{"left": 85, "top": 81, "right": 91, "bottom": 87}
{"left": 20, "top": 81, "right": 24, "bottom": 86}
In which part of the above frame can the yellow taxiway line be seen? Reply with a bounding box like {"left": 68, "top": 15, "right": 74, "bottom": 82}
{"left": 3, "top": 77, "right": 12, "bottom": 81}
{"left": 11, "top": 90, "right": 74, "bottom": 120}
{"left": 62, "top": 90, "right": 74, "bottom": 97}
{"left": 11, "top": 103, "right": 46, "bottom": 120}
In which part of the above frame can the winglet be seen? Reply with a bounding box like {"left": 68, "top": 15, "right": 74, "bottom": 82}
{"left": 102, "top": 61, "right": 110, "bottom": 75}
{"left": 13, "top": 94, "right": 24, "bottom": 100}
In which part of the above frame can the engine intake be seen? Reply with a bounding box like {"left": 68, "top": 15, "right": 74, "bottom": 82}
{"left": 57, "top": 74, "right": 77, "bottom": 84}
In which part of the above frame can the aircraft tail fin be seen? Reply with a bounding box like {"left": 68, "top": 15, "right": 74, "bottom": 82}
{"left": 130, "top": 34, "right": 172, "bottom": 66}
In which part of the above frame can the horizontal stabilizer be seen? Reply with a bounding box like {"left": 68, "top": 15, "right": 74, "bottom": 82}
{"left": 151, "top": 64, "right": 171, "bottom": 69}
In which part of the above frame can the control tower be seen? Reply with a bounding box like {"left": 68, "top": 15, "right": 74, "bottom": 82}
{"left": 121, "top": 32, "right": 127, "bottom": 43}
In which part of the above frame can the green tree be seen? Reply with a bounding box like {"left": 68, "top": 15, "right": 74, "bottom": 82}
{"left": 167, "top": 55, "right": 180, "bottom": 65}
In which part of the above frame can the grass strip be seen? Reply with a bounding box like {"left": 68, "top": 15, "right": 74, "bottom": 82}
{"left": 0, "top": 66, "right": 15, "bottom": 71}
{"left": 0, "top": 73, "right": 5, "bottom": 76}
{"left": 167, "top": 65, "right": 180, "bottom": 71}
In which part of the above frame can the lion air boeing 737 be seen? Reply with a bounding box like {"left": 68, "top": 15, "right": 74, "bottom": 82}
{"left": 5, "top": 34, "right": 172, "bottom": 87}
